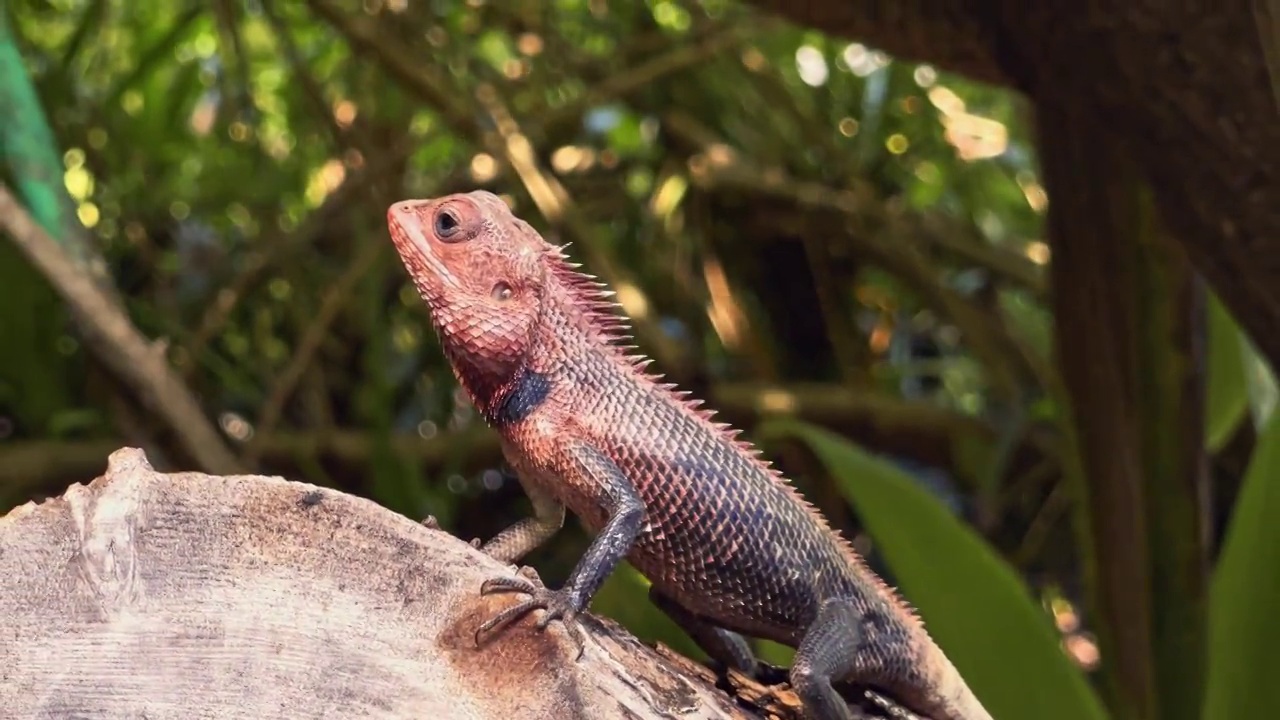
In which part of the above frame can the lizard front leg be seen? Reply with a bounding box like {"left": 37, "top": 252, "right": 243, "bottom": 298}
{"left": 473, "top": 440, "right": 645, "bottom": 654}
{"left": 477, "top": 483, "right": 566, "bottom": 565}
{"left": 423, "top": 475, "right": 564, "bottom": 567}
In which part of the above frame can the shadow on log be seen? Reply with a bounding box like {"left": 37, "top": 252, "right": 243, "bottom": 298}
{"left": 0, "top": 448, "right": 918, "bottom": 720}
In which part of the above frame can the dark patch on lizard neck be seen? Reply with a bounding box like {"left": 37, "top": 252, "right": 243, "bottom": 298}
{"left": 486, "top": 365, "right": 551, "bottom": 428}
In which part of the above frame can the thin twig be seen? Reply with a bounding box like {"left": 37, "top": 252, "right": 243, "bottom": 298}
{"left": 260, "top": 0, "right": 352, "bottom": 147}
{"left": 663, "top": 110, "right": 1045, "bottom": 297}
{"left": 669, "top": 118, "right": 1048, "bottom": 397}
{"left": 798, "top": 231, "right": 868, "bottom": 385}
{"left": 243, "top": 241, "right": 385, "bottom": 465}
{"left": 531, "top": 23, "right": 761, "bottom": 142}
{"left": 307, "top": 2, "right": 749, "bottom": 378}
{"left": 183, "top": 147, "right": 412, "bottom": 373}
{"left": 211, "top": 0, "right": 256, "bottom": 123}
{"left": 1013, "top": 477, "right": 1069, "bottom": 568}
{"left": 1253, "top": 0, "right": 1280, "bottom": 113}
{"left": 305, "top": 0, "right": 477, "bottom": 140}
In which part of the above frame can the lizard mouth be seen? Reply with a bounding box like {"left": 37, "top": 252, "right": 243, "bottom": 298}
{"left": 387, "top": 200, "right": 460, "bottom": 292}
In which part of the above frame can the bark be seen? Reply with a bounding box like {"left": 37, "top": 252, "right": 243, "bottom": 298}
{"left": 0, "top": 447, "right": 915, "bottom": 720}
{"left": 742, "top": 0, "right": 1280, "bottom": 381}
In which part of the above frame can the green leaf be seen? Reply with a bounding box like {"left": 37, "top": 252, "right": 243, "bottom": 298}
{"left": 1204, "top": 409, "right": 1280, "bottom": 718}
{"left": 759, "top": 419, "right": 1108, "bottom": 720}
{"left": 1205, "top": 294, "right": 1248, "bottom": 450}
{"left": 1243, "top": 340, "right": 1278, "bottom": 429}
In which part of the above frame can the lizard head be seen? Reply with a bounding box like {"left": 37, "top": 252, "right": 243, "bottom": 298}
{"left": 387, "top": 190, "right": 550, "bottom": 399}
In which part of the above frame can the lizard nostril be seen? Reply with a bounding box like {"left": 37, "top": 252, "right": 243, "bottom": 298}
{"left": 388, "top": 200, "right": 432, "bottom": 230}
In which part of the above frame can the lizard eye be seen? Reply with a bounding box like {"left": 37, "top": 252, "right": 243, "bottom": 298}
{"left": 434, "top": 209, "right": 461, "bottom": 240}
{"left": 491, "top": 281, "right": 514, "bottom": 302}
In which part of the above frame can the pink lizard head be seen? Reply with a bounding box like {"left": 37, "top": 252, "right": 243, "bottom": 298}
{"left": 387, "top": 191, "right": 551, "bottom": 396}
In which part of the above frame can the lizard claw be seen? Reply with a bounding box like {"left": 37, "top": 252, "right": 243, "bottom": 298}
{"left": 479, "top": 574, "right": 542, "bottom": 597}
{"left": 474, "top": 575, "right": 588, "bottom": 660}
{"left": 420, "top": 518, "right": 487, "bottom": 555}
{"left": 420, "top": 517, "right": 482, "bottom": 551}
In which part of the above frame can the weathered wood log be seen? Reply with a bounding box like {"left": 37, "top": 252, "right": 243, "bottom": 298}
{"left": 0, "top": 448, "right": 746, "bottom": 718}
{"left": 1, "top": 447, "right": 919, "bottom": 719}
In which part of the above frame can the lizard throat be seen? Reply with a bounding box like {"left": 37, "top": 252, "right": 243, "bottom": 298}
{"left": 444, "top": 344, "right": 551, "bottom": 429}
{"left": 484, "top": 365, "right": 552, "bottom": 428}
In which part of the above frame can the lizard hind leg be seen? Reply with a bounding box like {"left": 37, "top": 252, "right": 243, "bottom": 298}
{"left": 792, "top": 595, "right": 934, "bottom": 720}
{"left": 790, "top": 597, "right": 863, "bottom": 720}
{"left": 648, "top": 587, "right": 759, "bottom": 675}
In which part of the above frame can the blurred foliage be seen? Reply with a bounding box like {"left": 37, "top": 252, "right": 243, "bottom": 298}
{"left": 760, "top": 419, "right": 1108, "bottom": 720}
{"left": 1205, "top": 409, "right": 1280, "bottom": 718}
{"left": 0, "top": 1, "right": 1276, "bottom": 718}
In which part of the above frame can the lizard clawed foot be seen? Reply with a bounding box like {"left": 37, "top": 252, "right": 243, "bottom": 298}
{"left": 474, "top": 574, "right": 588, "bottom": 659}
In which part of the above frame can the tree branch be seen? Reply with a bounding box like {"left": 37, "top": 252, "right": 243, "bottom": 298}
{"left": 182, "top": 147, "right": 411, "bottom": 375}
{"left": 669, "top": 124, "right": 1046, "bottom": 399}
{"left": 243, "top": 240, "right": 386, "bottom": 465}
{"left": 307, "top": 1, "right": 698, "bottom": 378}
{"left": 0, "top": 383, "right": 1055, "bottom": 500}
{"left": 471, "top": 84, "right": 692, "bottom": 377}
{"left": 739, "top": 0, "right": 1013, "bottom": 88}
{"left": 0, "top": 183, "right": 242, "bottom": 475}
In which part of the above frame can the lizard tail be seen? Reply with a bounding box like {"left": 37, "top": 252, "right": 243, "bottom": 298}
{"left": 925, "top": 651, "right": 995, "bottom": 720}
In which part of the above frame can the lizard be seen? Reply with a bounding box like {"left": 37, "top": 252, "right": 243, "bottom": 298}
{"left": 386, "top": 190, "right": 994, "bottom": 720}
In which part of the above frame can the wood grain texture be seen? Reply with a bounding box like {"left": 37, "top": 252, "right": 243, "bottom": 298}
{"left": 0, "top": 447, "right": 770, "bottom": 720}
